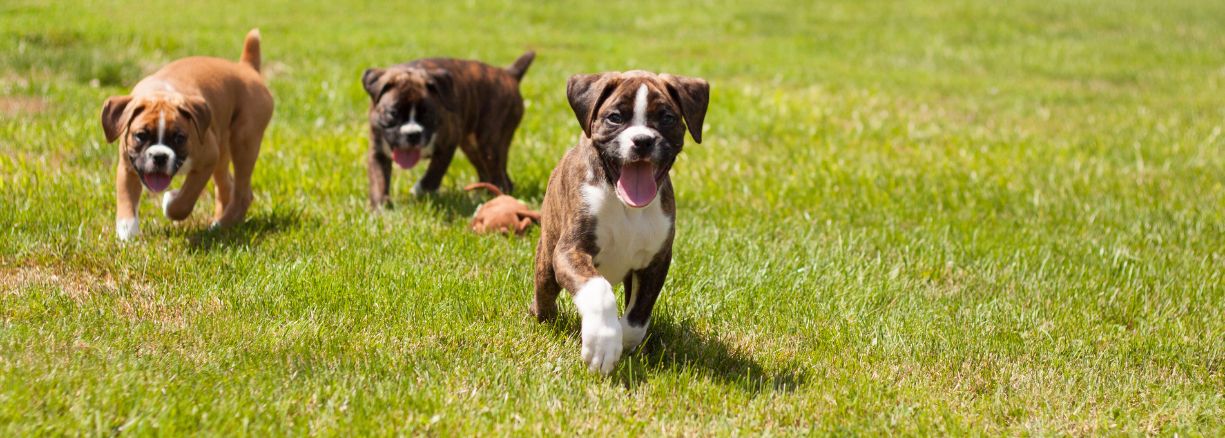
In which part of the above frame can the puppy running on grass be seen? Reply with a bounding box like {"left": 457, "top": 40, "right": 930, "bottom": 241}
{"left": 362, "top": 51, "right": 534, "bottom": 208}
{"left": 101, "top": 29, "right": 274, "bottom": 240}
{"left": 532, "top": 70, "right": 709, "bottom": 374}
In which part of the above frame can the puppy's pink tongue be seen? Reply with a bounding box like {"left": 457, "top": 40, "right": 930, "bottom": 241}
{"left": 616, "top": 161, "right": 658, "bottom": 208}
{"left": 142, "top": 173, "right": 172, "bottom": 193}
{"left": 392, "top": 148, "right": 421, "bottom": 169}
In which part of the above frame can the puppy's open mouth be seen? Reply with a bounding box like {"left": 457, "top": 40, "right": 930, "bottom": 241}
{"left": 141, "top": 172, "right": 173, "bottom": 193}
{"left": 615, "top": 161, "right": 659, "bottom": 208}
{"left": 392, "top": 148, "right": 421, "bottom": 169}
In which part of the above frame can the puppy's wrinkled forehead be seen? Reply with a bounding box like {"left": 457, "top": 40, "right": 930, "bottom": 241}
{"left": 127, "top": 95, "right": 191, "bottom": 141}
{"left": 569, "top": 69, "right": 708, "bottom": 142}
{"left": 380, "top": 69, "right": 431, "bottom": 101}
{"left": 601, "top": 73, "right": 678, "bottom": 115}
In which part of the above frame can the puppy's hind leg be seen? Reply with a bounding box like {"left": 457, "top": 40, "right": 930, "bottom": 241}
{"left": 213, "top": 131, "right": 260, "bottom": 229}
{"left": 211, "top": 148, "right": 233, "bottom": 222}
{"left": 494, "top": 105, "right": 524, "bottom": 194}
{"left": 532, "top": 240, "right": 561, "bottom": 321}
{"left": 473, "top": 127, "right": 516, "bottom": 194}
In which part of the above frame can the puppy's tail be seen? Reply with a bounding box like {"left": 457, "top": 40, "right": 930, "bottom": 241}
{"left": 464, "top": 182, "right": 505, "bottom": 197}
{"left": 505, "top": 50, "right": 535, "bottom": 82}
{"left": 240, "top": 28, "right": 261, "bottom": 72}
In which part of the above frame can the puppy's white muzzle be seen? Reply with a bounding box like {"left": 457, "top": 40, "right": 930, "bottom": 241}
{"left": 145, "top": 144, "right": 177, "bottom": 173}
{"left": 615, "top": 126, "right": 659, "bottom": 161}
{"left": 398, "top": 123, "right": 423, "bottom": 135}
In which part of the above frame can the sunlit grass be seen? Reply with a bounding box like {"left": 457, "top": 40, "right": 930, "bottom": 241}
{"left": 1, "top": 0, "right": 1223, "bottom": 434}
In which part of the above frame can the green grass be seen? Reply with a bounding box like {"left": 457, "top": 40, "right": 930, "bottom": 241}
{"left": 2, "top": 0, "right": 1224, "bottom": 434}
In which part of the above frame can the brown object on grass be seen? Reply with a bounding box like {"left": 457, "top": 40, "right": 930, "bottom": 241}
{"left": 465, "top": 182, "right": 540, "bottom": 235}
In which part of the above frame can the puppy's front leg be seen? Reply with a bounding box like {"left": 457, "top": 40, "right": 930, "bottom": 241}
{"left": 368, "top": 134, "right": 392, "bottom": 209}
{"left": 115, "top": 159, "right": 142, "bottom": 240}
{"left": 368, "top": 151, "right": 393, "bottom": 209}
{"left": 412, "top": 144, "right": 456, "bottom": 196}
{"left": 163, "top": 164, "right": 213, "bottom": 221}
{"left": 553, "top": 245, "right": 622, "bottom": 374}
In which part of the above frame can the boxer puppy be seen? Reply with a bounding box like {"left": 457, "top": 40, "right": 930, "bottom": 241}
{"left": 532, "top": 71, "right": 709, "bottom": 374}
{"left": 101, "top": 29, "right": 274, "bottom": 240}
{"left": 362, "top": 51, "right": 535, "bottom": 209}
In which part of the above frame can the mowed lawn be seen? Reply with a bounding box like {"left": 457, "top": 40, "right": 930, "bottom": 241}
{"left": 2, "top": 0, "right": 1224, "bottom": 434}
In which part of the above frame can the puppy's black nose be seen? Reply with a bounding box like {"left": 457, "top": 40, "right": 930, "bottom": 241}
{"left": 631, "top": 135, "right": 655, "bottom": 153}
{"left": 150, "top": 153, "right": 169, "bottom": 166}
{"left": 406, "top": 132, "right": 422, "bottom": 144}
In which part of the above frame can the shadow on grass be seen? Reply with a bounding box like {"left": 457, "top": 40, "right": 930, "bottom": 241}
{"left": 184, "top": 207, "right": 309, "bottom": 253}
{"left": 415, "top": 190, "right": 484, "bottom": 223}
{"left": 544, "top": 312, "right": 806, "bottom": 394}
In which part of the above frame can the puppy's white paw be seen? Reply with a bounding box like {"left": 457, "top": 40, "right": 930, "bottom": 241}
{"left": 116, "top": 217, "right": 140, "bottom": 241}
{"left": 581, "top": 316, "right": 622, "bottom": 375}
{"left": 161, "top": 190, "right": 180, "bottom": 217}
{"left": 411, "top": 182, "right": 428, "bottom": 197}
{"left": 620, "top": 318, "right": 649, "bottom": 351}
{"left": 574, "top": 278, "right": 623, "bottom": 375}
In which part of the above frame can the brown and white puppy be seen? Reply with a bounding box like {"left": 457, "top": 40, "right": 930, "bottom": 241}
{"left": 101, "top": 29, "right": 274, "bottom": 241}
{"left": 533, "top": 71, "right": 709, "bottom": 374}
{"left": 362, "top": 51, "right": 534, "bottom": 208}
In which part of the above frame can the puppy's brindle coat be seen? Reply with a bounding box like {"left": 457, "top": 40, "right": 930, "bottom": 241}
{"left": 533, "top": 71, "right": 709, "bottom": 374}
{"left": 363, "top": 51, "right": 534, "bottom": 208}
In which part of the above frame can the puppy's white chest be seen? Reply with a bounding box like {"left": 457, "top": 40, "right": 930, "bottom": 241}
{"left": 582, "top": 182, "right": 672, "bottom": 284}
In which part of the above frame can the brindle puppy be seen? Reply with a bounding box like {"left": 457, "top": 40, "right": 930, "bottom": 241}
{"left": 362, "top": 51, "right": 534, "bottom": 208}
{"left": 533, "top": 70, "right": 709, "bottom": 374}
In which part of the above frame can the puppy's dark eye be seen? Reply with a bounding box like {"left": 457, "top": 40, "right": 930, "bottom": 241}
{"left": 171, "top": 133, "right": 187, "bottom": 146}
{"left": 133, "top": 132, "right": 149, "bottom": 143}
{"left": 660, "top": 112, "right": 678, "bottom": 127}
{"left": 381, "top": 109, "right": 400, "bottom": 126}
{"left": 606, "top": 112, "right": 624, "bottom": 125}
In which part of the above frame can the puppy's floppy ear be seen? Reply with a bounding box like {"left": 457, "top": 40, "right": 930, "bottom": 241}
{"left": 661, "top": 74, "right": 710, "bottom": 143}
{"left": 567, "top": 73, "right": 618, "bottom": 138}
{"left": 426, "top": 68, "right": 456, "bottom": 111}
{"left": 362, "top": 67, "right": 388, "bottom": 102}
{"left": 101, "top": 95, "right": 134, "bottom": 143}
{"left": 178, "top": 95, "right": 212, "bottom": 142}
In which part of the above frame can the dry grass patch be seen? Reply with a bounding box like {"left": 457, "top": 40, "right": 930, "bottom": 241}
{"left": 0, "top": 96, "right": 46, "bottom": 117}
{"left": 0, "top": 265, "right": 224, "bottom": 330}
